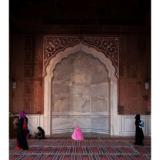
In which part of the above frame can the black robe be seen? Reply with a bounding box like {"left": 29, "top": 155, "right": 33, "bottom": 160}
{"left": 17, "top": 117, "right": 29, "bottom": 150}
{"left": 135, "top": 119, "right": 144, "bottom": 145}
{"left": 35, "top": 127, "right": 45, "bottom": 139}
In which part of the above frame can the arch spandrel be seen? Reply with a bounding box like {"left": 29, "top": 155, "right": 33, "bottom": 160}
{"left": 43, "top": 36, "right": 119, "bottom": 78}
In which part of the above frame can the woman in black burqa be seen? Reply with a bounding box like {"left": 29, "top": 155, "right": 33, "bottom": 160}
{"left": 16, "top": 111, "right": 29, "bottom": 150}
{"left": 135, "top": 114, "right": 144, "bottom": 145}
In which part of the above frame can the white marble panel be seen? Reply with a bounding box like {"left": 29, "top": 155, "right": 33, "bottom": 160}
{"left": 51, "top": 115, "right": 110, "bottom": 134}
{"left": 91, "top": 116, "right": 110, "bottom": 132}
{"left": 124, "top": 117, "right": 135, "bottom": 132}
{"left": 119, "top": 115, "right": 151, "bottom": 136}
{"left": 70, "top": 84, "right": 90, "bottom": 112}
{"left": 146, "top": 115, "right": 151, "bottom": 136}
{"left": 51, "top": 116, "right": 91, "bottom": 133}
{"left": 27, "top": 115, "right": 40, "bottom": 135}
{"left": 90, "top": 82, "right": 109, "bottom": 113}
{"left": 23, "top": 114, "right": 151, "bottom": 137}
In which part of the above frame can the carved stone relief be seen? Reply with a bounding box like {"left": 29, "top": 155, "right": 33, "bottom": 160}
{"left": 43, "top": 36, "right": 119, "bottom": 77}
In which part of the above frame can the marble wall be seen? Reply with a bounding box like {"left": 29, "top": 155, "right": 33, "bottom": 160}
{"left": 51, "top": 51, "right": 110, "bottom": 133}
{"left": 27, "top": 114, "right": 151, "bottom": 136}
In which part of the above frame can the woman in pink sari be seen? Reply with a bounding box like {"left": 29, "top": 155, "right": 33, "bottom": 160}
{"left": 71, "top": 126, "right": 84, "bottom": 141}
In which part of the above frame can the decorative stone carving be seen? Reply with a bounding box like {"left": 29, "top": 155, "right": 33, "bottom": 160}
{"left": 43, "top": 36, "right": 119, "bottom": 77}
{"left": 43, "top": 36, "right": 80, "bottom": 69}
{"left": 82, "top": 37, "right": 119, "bottom": 77}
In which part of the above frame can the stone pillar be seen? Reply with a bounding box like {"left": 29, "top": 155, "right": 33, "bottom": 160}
{"left": 43, "top": 76, "right": 52, "bottom": 136}
{"left": 110, "top": 79, "right": 119, "bottom": 135}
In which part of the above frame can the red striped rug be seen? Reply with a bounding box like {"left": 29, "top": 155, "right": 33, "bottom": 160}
{"left": 9, "top": 137, "right": 151, "bottom": 160}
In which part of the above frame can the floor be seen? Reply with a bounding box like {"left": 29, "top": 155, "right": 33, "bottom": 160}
{"left": 9, "top": 136, "right": 151, "bottom": 160}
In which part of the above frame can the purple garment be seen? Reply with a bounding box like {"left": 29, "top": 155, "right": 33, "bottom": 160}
{"left": 19, "top": 111, "right": 26, "bottom": 119}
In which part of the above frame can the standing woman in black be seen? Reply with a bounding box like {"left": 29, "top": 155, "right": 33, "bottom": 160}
{"left": 16, "top": 111, "right": 29, "bottom": 150}
{"left": 135, "top": 114, "right": 144, "bottom": 145}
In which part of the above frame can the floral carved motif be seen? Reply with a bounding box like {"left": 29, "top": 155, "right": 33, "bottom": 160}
{"left": 43, "top": 36, "right": 119, "bottom": 77}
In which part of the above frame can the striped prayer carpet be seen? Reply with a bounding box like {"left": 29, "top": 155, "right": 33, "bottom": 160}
{"left": 9, "top": 137, "right": 151, "bottom": 160}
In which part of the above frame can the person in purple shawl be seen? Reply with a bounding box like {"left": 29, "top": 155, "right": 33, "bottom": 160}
{"left": 16, "top": 111, "right": 29, "bottom": 150}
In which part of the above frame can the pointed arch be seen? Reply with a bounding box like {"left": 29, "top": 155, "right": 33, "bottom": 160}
{"left": 43, "top": 43, "right": 119, "bottom": 136}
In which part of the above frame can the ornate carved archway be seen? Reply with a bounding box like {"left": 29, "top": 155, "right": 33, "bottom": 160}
{"left": 43, "top": 36, "right": 119, "bottom": 77}
{"left": 43, "top": 35, "right": 119, "bottom": 136}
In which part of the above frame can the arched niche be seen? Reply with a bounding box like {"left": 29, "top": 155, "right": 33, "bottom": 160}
{"left": 43, "top": 43, "right": 119, "bottom": 136}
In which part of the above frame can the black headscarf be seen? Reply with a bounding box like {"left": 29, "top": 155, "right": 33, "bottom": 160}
{"left": 135, "top": 114, "right": 140, "bottom": 121}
